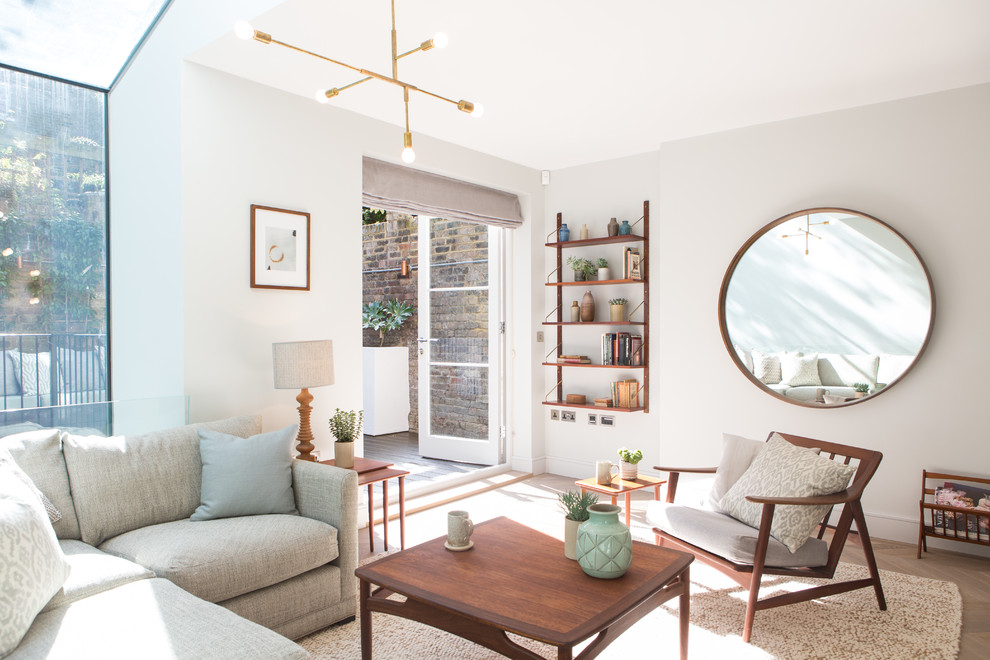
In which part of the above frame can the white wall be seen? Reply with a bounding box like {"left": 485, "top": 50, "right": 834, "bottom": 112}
{"left": 111, "top": 0, "right": 545, "bottom": 463}
{"left": 180, "top": 65, "right": 544, "bottom": 462}
{"left": 543, "top": 83, "right": 990, "bottom": 545}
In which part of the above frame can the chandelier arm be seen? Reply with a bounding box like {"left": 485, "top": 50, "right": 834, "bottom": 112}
{"left": 268, "top": 38, "right": 368, "bottom": 77}
{"left": 337, "top": 76, "right": 374, "bottom": 93}
{"left": 412, "top": 87, "right": 460, "bottom": 107}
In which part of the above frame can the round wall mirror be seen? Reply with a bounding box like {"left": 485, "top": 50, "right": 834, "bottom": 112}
{"left": 719, "top": 208, "right": 935, "bottom": 407}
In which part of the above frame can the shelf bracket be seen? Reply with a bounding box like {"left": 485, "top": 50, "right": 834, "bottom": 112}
{"left": 546, "top": 266, "right": 560, "bottom": 284}
{"left": 627, "top": 300, "right": 645, "bottom": 321}
{"left": 630, "top": 214, "right": 644, "bottom": 229}
{"left": 544, "top": 379, "right": 562, "bottom": 402}
{"left": 544, "top": 304, "right": 561, "bottom": 322}
{"left": 546, "top": 227, "right": 559, "bottom": 243}
{"left": 544, "top": 342, "right": 562, "bottom": 361}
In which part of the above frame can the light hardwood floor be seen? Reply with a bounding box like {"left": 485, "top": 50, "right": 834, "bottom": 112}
{"left": 359, "top": 473, "right": 989, "bottom": 659}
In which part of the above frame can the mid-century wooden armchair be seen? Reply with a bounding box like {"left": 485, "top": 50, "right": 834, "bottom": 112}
{"left": 652, "top": 431, "right": 886, "bottom": 642}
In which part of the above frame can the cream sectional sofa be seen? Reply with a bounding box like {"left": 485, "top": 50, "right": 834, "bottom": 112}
{"left": 1, "top": 416, "right": 358, "bottom": 659}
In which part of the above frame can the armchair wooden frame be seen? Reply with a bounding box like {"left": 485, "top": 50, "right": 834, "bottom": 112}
{"left": 653, "top": 431, "right": 886, "bottom": 643}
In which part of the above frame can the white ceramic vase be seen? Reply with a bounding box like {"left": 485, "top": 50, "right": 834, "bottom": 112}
{"left": 334, "top": 441, "right": 354, "bottom": 469}
{"left": 598, "top": 267, "right": 609, "bottom": 281}
{"left": 619, "top": 461, "right": 638, "bottom": 481}
{"left": 564, "top": 517, "right": 581, "bottom": 560}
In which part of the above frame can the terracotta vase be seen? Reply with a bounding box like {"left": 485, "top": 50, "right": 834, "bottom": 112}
{"left": 580, "top": 290, "right": 595, "bottom": 322}
{"left": 334, "top": 441, "right": 354, "bottom": 468}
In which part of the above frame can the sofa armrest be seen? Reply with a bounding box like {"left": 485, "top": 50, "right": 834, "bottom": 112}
{"left": 292, "top": 460, "right": 358, "bottom": 601}
{"left": 745, "top": 489, "right": 854, "bottom": 506}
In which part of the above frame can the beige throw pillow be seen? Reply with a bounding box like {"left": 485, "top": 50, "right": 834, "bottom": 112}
{"left": 751, "top": 350, "right": 782, "bottom": 384}
{"left": 719, "top": 433, "right": 856, "bottom": 553}
{"left": 781, "top": 352, "right": 821, "bottom": 387}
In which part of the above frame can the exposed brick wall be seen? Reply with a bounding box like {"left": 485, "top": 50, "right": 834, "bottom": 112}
{"left": 361, "top": 214, "right": 489, "bottom": 439}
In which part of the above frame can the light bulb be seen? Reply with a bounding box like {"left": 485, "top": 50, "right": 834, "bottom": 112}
{"left": 432, "top": 32, "right": 448, "bottom": 48}
{"left": 29, "top": 269, "right": 40, "bottom": 277}
{"left": 234, "top": 21, "right": 254, "bottom": 40}
{"left": 1, "top": 247, "right": 12, "bottom": 257}
{"left": 401, "top": 147, "right": 416, "bottom": 164}
{"left": 29, "top": 297, "right": 39, "bottom": 305}
{"left": 470, "top": 103, "right": 484, "bottom": 118}
{"left": 314, "top": 89, "right": 329, "bottom": 104}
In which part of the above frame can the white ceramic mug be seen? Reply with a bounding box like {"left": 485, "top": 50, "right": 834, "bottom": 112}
{"left": 596, "top": 461, "right": 619, "bottom": 486}
{"left": 447, "top": 510, "right": 474, "bottom": 547}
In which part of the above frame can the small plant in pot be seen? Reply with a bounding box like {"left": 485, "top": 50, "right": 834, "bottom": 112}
{"left": 558, "top": 490, "right": 598, "bottom": 560}
{"left": 617, "top": 447, "right": 643, "bottom": 480}
{"left": 329, "top": 408, "right": 363, "bottom": 469}
{"left": 566, "top": 256, "right": 596, "bottom": 282}
{"left": 362, "top": 299, "right": 414, "bottom": 346}
{"left": 853, "top": 382, "right": 870, "bottom": 398}
{"left": 609, "top": 297, "right": 627, "bottom": 323}
{"left": 596, "top": 257, "right": 609, "bottom": 281}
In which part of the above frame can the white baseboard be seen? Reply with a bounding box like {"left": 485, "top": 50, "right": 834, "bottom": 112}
{"left": 511, "top": 455, "right": 546, "bottom": 474}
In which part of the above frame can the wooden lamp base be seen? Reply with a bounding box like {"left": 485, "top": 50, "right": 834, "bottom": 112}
{"left": 295, "top": 387, "right": 316, "bottom": 461}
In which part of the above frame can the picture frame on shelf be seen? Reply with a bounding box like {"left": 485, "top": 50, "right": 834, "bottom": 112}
{"left": 250, "top": 205, "right": 311, "bottom": 290}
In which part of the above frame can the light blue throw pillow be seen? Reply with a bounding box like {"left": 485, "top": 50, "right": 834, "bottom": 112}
{"left": 191, "top": 425, "right": 299, "bottom": 521}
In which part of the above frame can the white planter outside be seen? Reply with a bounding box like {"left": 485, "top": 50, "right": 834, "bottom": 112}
{"left": 362, "top": 346, "right": 411, "bottom": 435}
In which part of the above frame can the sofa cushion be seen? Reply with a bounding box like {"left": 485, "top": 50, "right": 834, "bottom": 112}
{"left": 708, "top": 433, "right": 765, "bottom": 512}
{"left": 220, "top": 563, "right": 342, "bottom": 637}
{"left": 99, "top": 514, "right": 338, "bottom": 603}
{"left": 648, "top": 501, "right": 828, "bottom": 568}
{"left": 751, "top": 350, "right": 781, "bottom": 384}
{"left": 42, "top": 540, "right": 154, "bottom": 613}
{"left": 818, "top": 353, "right": 879, "bottom": 387}
{"left": 5, "top": 351, "right": 53, "bottom": 395}
{"left": 191, "top": 425, "right": 298, "bottom": 521}
{"left": 0, "top": 466, "right": 71, "bottom": 656}
{"left": 780, "top": 352, "right": 821, "bottom": 387}
{"left": 0, "top": 447, "right": 61, "bottom": 523}
{"left": 63, "top": 415, "right": 263, "bottom": 546}
{"left": 719, "top": 433, "right": 856, "bottom": 552}
{"left": 9, "top": 578, "right": 310, "bottom": 660}
{"left": 1, "top": 429, "right": 81, "bottom": 539}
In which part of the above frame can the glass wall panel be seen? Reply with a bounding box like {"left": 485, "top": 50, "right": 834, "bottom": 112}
{"left": 0, "top": 67, "right": 108, "bottom": 415}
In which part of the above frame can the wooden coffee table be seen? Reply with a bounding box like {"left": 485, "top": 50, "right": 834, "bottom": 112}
{"left": 355, "top": 516, "right": 692, "bottom": 659}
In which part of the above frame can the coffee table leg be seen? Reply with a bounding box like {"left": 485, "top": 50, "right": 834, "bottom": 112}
{"left": 382, "top": 478, "right": 390, "bottom": 550}
{"left": 367, "top": 483, "right": 375, "bottom": 553}
{"left": 557, "top": 645, "right": 573, "bottom": 660}
{"left": 399, "top": 476, "right": 406, "bottom": 549}
{"left": 679, "top": 566, "right": 690, "bottom": 660}
{"left": 360, "top": 578, "right": 372, "bottom": 660}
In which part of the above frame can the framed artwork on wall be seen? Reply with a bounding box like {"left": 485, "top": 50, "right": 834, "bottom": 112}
{"left": 250, "top": 205, "right": 311, "bottom": 290}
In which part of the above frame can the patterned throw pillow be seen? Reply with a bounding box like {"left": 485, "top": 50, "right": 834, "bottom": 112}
{"left": 751, "top": 350, "right": 782, "bottom": 384}
{"left": 0, "top": 465, "right": 71, "bottom": 656}
{"left": 719, "top": 434, "right": 856, "bottom": 553}
{"left": 5, "top": 351, "right": 53, "bottom": 396}
{"left": 781, "top": 352, "right": 822, "bottom": 387}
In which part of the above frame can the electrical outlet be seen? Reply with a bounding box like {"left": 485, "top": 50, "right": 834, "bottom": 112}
{"left": 587, "top": 413, "right": 597, "bottom": 425}
{"left": 600, "top": 415, "right": 615, "bottom": 427}
{"left": 561, "top": 410, "right": 576, "bottom": 422}
{"left": 550, "top": 409, "right": 560, "bottom": 421}
{"left": 537, "top": 331, "right": 544, "bottom": 342}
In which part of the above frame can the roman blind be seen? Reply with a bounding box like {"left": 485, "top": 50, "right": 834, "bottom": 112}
{"left": 362, "top": 157, "right": 524, "bottom": 228}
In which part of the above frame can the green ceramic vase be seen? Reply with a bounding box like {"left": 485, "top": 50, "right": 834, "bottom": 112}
{"left": 576, "top": 503, "right": 632, "bottom": 579}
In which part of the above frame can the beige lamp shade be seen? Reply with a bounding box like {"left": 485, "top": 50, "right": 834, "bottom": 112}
{"left": 272, "top": 340, "right": 335, "bottom": 389}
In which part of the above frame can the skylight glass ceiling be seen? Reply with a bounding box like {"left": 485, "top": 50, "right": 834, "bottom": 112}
{"left": 0, "top": 0, "right": 170, "bottom": 89}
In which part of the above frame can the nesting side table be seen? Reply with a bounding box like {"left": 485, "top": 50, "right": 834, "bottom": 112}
{"left": 320, "top": 456, "right": 409, "bottom": 552}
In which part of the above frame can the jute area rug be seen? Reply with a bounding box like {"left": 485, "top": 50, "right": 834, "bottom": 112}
{"left": 299, "top": 559, "right": 961, "bottom": 659}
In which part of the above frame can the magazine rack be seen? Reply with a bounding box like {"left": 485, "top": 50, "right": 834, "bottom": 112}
{"left": 918, "top": 470, "right": 990, "bottom": 558}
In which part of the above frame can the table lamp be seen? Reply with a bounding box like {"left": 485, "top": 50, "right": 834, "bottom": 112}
{"left": 272, "top": 339, "right": 334, "bottom": 461}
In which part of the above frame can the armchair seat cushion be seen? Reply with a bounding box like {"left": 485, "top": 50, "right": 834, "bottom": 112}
{"left": 647, "top": 501, "right": 828, "bottom": 568}
{"left": 99, "top": 514, "right": 338, "bottom": 603}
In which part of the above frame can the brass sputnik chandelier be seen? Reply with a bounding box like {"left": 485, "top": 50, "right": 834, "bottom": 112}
{"left": 780, "top": 214, "right": 829, "bottom": 256}
{"left": 234, "top": 1, "right": 482, "bottom": 165}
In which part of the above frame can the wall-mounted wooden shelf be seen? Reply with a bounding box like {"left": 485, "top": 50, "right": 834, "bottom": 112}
{"left": 543, "top": 201, "right": 650, "bottom": 413}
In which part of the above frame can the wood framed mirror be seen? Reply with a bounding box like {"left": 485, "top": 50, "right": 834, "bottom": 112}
{"left": 719, "top": 208, "right": 935, "bottom": 407}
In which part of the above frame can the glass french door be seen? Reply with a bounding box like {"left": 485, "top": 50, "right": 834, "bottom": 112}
{"left": 417, "top": 217, "right": 502, "bottom": 466}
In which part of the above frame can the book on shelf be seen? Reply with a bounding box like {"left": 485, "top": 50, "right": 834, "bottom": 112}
{"left": 933, "top": 482, "right": 990, "bottom": 540}
{"left": 610, "top": 379, "right": 639, "bottom": 408}
{"left": 600, "top": 332, "right": 632, "bottom": 365}
{"left": 593, "top": 397, "right": 613, "bottom": 407}
{"left": 631, "top": 335, "right": 643, "bottom": 366}
{"left": 622, "top": 247, "right": 642, "bottom": 280}
{"left": 557, "top": 354, "right": 591, "bottom": 364}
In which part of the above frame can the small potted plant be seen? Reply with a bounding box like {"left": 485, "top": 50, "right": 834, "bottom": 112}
{"left": 852, "top": 382, "right": 870, "bottom": 398}
{"left": 609, "top": 297, "right": 627, "bottom": 323}
{"left": 329, "top": 408, "right": 363, "bottom": 469}
{"left": 596, "top": 257, "right": 609, "bottom": 281}
{"left": 617, "top": 447, "right": 643, "bottom": 480}
{"left": 558, "top": 490, "right": 598, "bottom": 560}
{"left": 566, "top": 256, "right": 596, "bottom": 282}
{"left": 362, "top": 299, "right": 414, "bottom": 347}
